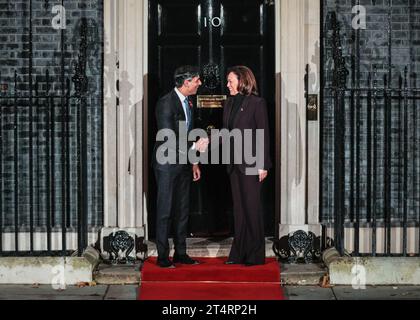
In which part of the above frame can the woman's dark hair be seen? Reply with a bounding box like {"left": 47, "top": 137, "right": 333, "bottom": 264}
{"left": 227, "top": 66, "right": 259, "bottom": 96}
{"left": 174, "top": 65, "right": 200, "bottom": 88}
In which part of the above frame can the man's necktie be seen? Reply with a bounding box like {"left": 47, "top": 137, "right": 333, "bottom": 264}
{"left": 184, "top": 98, "right": 192, "bottom": 131}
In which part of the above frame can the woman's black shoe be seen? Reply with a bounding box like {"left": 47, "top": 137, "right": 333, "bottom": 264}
{"left": 244, "top": 262, "right": 264, "bottom": 267}
{"left": 224, "top": 261, "right": 238, "bottom": 265}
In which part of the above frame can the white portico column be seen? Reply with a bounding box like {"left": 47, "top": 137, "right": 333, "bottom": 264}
{"left": 279, "top": 0, "right": 321, "bottom": 240}
{"left": 103, "top": 0, "right": 147, "bottom": 235}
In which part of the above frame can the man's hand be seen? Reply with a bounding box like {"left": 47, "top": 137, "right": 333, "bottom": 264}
{"left": 193, "top": 164, "right": 201, "bottom": 182}
{"left": 258, "top": 169, "right": 268, "bottom": 183}
{"left": 195, "top": 138, "right": 209, "bottom": 153}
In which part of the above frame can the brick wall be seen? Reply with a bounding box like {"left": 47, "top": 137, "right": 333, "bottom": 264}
{"left": 0, "top": 0, "right": 103, "bottom": 230}
{"left": 322, "top": 0, "right": 420, "bottom": 223}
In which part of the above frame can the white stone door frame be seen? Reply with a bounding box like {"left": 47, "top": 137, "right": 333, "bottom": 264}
{"left": 102, "top": 0, "right": 322, "bottom": 241}
{"left": 103, "top": 0, "right": 148, "bottom": 237}
{"left": 278, "top": 0, "right": 321, "bottom": 239}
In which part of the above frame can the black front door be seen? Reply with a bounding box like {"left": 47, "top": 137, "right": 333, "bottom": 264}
{"left": 148, "top": 0, "right": 276, "bottom": 238}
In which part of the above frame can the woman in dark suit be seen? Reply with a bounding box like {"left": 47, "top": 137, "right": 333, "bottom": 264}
{"left": 223, "top": 66, "right": 272, "bottom": 266}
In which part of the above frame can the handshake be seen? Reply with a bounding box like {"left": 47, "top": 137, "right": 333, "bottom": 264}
{"left": 195, "top": 138, "right": 210, "bottom": 153}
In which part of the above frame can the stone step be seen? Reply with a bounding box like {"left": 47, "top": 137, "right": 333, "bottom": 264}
{"left": 146, "top": 237, "right": 277, "bottom": 258}
{"left": 95, "top": 238, "right": 281, "bottom": 285}
{"left": 94, "top": 263, "right": 141, "bottom": 285}
{"left": 280, "top": 263, "right": 327, "bottom": 286}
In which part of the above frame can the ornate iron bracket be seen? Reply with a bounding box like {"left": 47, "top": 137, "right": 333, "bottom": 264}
{"left": 289, "top": 230, "right": 315, "bottom": 263}
{"left": 72, "top": 18, "right": 89, "bottom": 98}
{"left": 329, "top": 12, "right": 349, "bottom": 90}
{"left": 103, "top": 230, "right": 148, "bottom": 265}
{"left": 273, "top": 230, "right": 333, "bottom": 264}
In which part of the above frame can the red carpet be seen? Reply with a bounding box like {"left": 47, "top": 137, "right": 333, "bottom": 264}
{"left": 138, "top": 257, "right": 283, "bottom": 300}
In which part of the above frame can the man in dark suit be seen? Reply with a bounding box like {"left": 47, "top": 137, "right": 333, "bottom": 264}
{"left": 153, "top": 65, "right": 208, "bottom": 268}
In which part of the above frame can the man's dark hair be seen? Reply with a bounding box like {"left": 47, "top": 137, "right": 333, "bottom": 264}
{"left": 174, "top": 65, "right": 200, "bottom": 88}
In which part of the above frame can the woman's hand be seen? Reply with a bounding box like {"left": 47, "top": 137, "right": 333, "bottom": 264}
{"left": 193, "top": 164, "right": 201, "bottom": 182}
{"left": 195, "top": 138, "right": 209, "bottom": 153}
{"left": 258, "top": 169, "right": 268, "bottom": 183}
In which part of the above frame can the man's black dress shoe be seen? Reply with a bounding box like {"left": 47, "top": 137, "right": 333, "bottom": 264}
{"left": 224, "top": 261, "right": 238, "bottom": 265}
{"left": 157, "top": 259, "right": 176, "bottom": 268}
{"left": 173, "top": 254, "right": 200, "bottom": 265}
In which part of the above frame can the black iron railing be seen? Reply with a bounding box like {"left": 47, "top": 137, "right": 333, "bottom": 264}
{"left": 320, "top": 11, "right": 420, "bottom": 257}
{"left": 0, "top": 76, "right": 90, "bottom": 257}
{"left": 321, "top": 71, "right": 420, "bottom": 257}
{"left": 0, "top": 11, "right": 98, "bottom": 257}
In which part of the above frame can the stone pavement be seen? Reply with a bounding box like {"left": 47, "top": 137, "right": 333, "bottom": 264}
{"left": 284, "top": 286, "right": 420, "bottom": 300}
{"left": 1, "top": 284, "right": 420, "bottom": 300}
{"left": 0, "top": 284, "right": 138, "bottom": 300}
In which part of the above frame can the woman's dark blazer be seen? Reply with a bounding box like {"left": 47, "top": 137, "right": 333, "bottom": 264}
{"left": 222, "top": 95, "right": 272, "bottom": 175}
